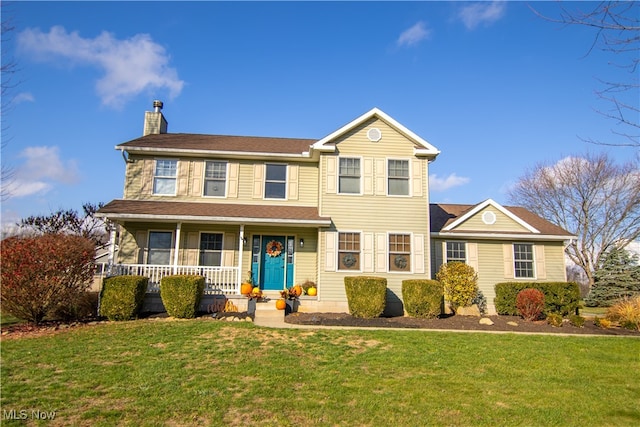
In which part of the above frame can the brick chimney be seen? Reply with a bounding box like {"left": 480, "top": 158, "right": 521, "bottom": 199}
{"left": 143, "top": 100, "right": 168, "bottom": 136}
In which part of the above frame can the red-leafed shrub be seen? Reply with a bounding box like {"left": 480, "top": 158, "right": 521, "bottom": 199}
{"left": 1, "top": 234, "right": 95, "bottom": 324}
{"left": 516, "top": 288, "right": 545, "bottom": 321}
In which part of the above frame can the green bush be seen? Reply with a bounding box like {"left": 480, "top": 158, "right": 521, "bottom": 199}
{"left": 160, "top": 275, "right": 205, "bottom": 319}
{"left": 402, "top": 280, "right": 443, "bottom": 318}
{"left": 436, "top": 262, "right": 478, "bottom": 309}
{"left": 344, "top": 276, "right": 387, "bottom": 318}
{"left": 569, "top": 314, "right": 585, "bottom": 327}
{"left": 52, "top": 291, "right": 99, "bottom": 322}
{"left": 546, "top": 313, "right": 563, "bottom": 327}
{"left": 100, "top": 276, "right": 148, "bottom": 321}
{"left": 495, "top": 282, "right": 580, "bottom": 316}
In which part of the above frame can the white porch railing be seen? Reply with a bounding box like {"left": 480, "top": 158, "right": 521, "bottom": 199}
{"left": 108, "top": 264, "right": 241, "bottom": 295}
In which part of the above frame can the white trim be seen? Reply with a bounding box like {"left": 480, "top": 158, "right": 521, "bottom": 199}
{"left": 119, "top": 146, "right": 314, "bottom": 160}
{"left": 432, "top": 232, "right": 573, "bottom": 242}
{"left": 152, "top": 158, "right": 178, "bottom": 196}
{"left": 442, "top": 198, "right": 540, "bottom": 233}
{"left": 312, "top": 108, "right": 440, "bottom": 157}
{"left": 444, "top": 241, "right": 467, "bottom": 263}
{"left": 513, "top": 242, "right": 537, "bottom": 280}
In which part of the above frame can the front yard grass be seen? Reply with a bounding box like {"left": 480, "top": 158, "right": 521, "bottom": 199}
{"left": 1, "top": 319, "right": 639, "bottom": 426}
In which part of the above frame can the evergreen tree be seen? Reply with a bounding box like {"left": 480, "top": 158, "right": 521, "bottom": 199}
{"left": 585, "top": 246, "right": 640, "bottom": 307}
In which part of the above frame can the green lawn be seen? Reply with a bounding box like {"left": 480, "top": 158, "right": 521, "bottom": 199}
{"left": 1, "top": 319, "right": 639, "bottom": 426}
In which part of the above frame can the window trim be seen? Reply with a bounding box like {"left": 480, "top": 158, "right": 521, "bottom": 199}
{"left": 388, "top": 232, "right": 413, "bottom": 273}
{"left": 147, "top": 230, "right": 174, "bottom": 265}
{"left": 264, "top": 163, "right": 288, "bottom": 200}
{"left": 513, "top": 242, "right": 536, "bottom": 279}
{"left": 198, "top": 231, "right": 224, "bottom": 267}
{"left": 337, "top": 231, "right": 363, "bottom": 272}
{"left": 202, "top": 160, "right": 228, "bottom": 198}
{"left": 337, "top": 156, "right": 363, "bottom": 195}
{"left": 445, "top": 241, "right": 467, "bottom": 264}
{"left": 387, "top": 158, "right": 411, "bottom": 197}
{"left": 153, "top": 159, "right": 178, "bottom": 196}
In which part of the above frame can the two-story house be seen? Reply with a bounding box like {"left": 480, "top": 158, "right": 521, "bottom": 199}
{"left": 97, "top": 102, "right": 574, "bottom": 315}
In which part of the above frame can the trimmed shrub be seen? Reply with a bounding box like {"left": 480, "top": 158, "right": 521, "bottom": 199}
{"left": 402, "top": 280, "right": 443, "bottom": 318}
{"left": 436, "top": 262, "right": 478, "bottom": 309}
{"left": 516, "top": 288, "right": 545, "bottom": 321}
{"left": 100, "top": 276, "right": 148, "bottom": 321}
{"left": 495, "top": 282, "right": 580, "bottom": 316}
{"left": 606, "top": 295, "right": 640, "bottom": 331}
{"left": 0, "top": 234, "right": 95, "bottom": 324}
{"left": 160, "top": 275, "right": 205, "bottom": 319}
{"left": 546, "top": 313, "right": 563, "bottom": 327}
{"left": 344, "top": 276, "right": 386, "bottom": 318}
{"left": 569, "top": 314, "right": 585, "bottom": 328}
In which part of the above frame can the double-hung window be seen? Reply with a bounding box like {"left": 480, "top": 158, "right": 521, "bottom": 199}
{"left": 339, "top": 158, "right": 360, "bottom": 194}
{"left": 338, "top": 232, "right": 361, "bottom": 271}
{"left": 265, "top": 164, "right": 287, "bottom": 199}
{"left": 514, "top": 243, "right": 535, "bottom": 278}
{"left": 204, "top": 161, "right": 227, "bottom": 197}
{"left": 388, "top": 159, "right": 409, "bottom": 196}
{"left": 389, "top": 234, "right": 411, "bottom": 272}
{"left": 446, "top": 241, "right": 466, "bottom": 263}
{"left": 148, "top": 231, "right": 172, "bottom": 265}
{"left": 153, "top": 159, "right": 177, "bottom": 195}
{"left": 199, "top": 233, "right": 223, "bottom": 266}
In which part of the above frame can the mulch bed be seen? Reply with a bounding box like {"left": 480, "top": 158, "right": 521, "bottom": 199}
{"left": 284, "top": 312, "right": 640, "bottom": 336}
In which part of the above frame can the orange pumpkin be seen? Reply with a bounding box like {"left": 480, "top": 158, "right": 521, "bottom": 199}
{"left": 275, "top": 299, "right": 287, "bottom": 310}
{"left": 291, "top": 284, "right": 303, "bottom": 297}
{"left": 307, "top": 286, "right": 317, "bottom": 297}
{"left": 240, "top": 283, "right": 253, "bottom": 295}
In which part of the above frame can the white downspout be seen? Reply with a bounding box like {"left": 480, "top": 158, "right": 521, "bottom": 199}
{"left": 238, "top": 224, "right": 245, "bottom": 294}
{"left": 173, "top": 222, "right": 182, "bottom": 274}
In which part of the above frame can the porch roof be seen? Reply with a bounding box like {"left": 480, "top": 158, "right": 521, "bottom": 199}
{"left": 97, "top": 199, "right": 332, "bottom": 227}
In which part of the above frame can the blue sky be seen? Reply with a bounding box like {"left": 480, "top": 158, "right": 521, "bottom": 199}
{"left": 2, "top": 1, "right": 638, "bottom": 229}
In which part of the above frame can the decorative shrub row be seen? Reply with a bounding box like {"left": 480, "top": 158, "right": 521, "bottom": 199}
{"left": 344, "top": 276, "right": 387, "bottom": 318}
{"left": 402, "top": 279, "right": 443, "bottom": 318}
{"left": 100, "top": 275, "right": 148, "bottom": 321}
{"left": 495, "top": 282, "right": 580, "bottom": 316}
{"left": 160, "top": 275, "right": 205, "bottom": 319}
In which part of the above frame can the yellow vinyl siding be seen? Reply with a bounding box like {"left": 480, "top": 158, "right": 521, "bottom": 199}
{"left": 455, "top": 206, "right": 530, "bottom": 233}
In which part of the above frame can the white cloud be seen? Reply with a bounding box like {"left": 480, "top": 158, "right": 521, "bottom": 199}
{"left": 13, "top": 92, "right": 35, "bottom": 104}
{"left": 429, "top": 173, "right": 470, "bottom": 191}
{"left": 397, "top": 21, "right": 431, "bottom": 47}
{"left": 4, "top": 146, "right": 81, "bottom": 198}
{"left": 458, "top": 1, "right": 507, "bottom": 30}
{"left": 17, "top": 26, "right": 184, "bottom": 108}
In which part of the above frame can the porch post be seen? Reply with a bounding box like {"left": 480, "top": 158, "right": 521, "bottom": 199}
{"left": 173, "top": 222, "right": 182, "bottom": 274}
{"left": 238, "top": 224, "right": 245, "bottom": 294}
{"left": 107, "top": 225, "right": 117, "bottom": 265}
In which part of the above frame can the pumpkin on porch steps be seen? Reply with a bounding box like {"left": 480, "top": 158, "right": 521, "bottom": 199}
{"left": 275, "top": 299, "right": 287, "bottom": 310}
{"left": 240, "top": 283, "right": 253, "bottom": 295}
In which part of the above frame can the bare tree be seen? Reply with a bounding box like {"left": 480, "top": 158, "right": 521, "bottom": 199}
{"left": 508, "top": 153, "right": 640, "bottom": 288}
{"left": 18, "top": 203, "right": 111, "bottom": 251}
{"left": 1, "top": 3, "right": 18, "bottom": 200}
{"left": 533, "top": 1, "right": 639, "bottom": 147}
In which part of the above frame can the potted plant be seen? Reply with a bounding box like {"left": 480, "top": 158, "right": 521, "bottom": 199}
{"left": 245, "top": 285, "right": 264, "bottom": 315}
{"left": 280, "top": 285, "right": 302, "bottom": 315}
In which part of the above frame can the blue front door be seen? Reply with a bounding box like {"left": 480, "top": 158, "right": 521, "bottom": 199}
{"left": 261, "top": 236, "right": 285, "bottom": 290}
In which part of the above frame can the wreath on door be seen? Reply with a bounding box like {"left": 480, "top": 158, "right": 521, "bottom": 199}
{"left": 266, "top": 240, "right": 283, "bottom": 257}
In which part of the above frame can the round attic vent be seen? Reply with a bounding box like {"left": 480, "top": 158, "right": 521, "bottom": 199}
{"left": 482, "top": 211, "right": 497, "bottom": 225}
{"left": 367, "top": 127, "right": 382, "bottom": 142}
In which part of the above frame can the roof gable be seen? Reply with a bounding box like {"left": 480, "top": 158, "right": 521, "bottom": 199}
{"left": 430, "top": 199, "right": 574, "bottom": 239}
{"left": 312, "top": 108, "right": 440, "bottom": 158}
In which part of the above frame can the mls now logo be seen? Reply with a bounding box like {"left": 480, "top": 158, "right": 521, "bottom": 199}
{"left": 3, "top": 409, "right": 56, "bottom": 420}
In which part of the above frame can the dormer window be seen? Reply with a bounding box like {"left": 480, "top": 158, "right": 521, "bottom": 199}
{"left": 153, "top": 159, "right": 177, "bottom": 195}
